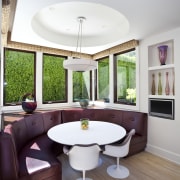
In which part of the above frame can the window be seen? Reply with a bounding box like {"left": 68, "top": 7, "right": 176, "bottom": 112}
{"left": 43, "top": 54, "right": 67, "bottom": 103}
{"left": 4, "top": 48, "right": 36, "bottom": 105}
{"left": 114, "top": 49, "right": 136, "bottom": 105}
{"left": 96, "top": 57, "right": 109, "bottom": 102}
{"left": 73, "top": 71, "right": 92, "bottom": 101}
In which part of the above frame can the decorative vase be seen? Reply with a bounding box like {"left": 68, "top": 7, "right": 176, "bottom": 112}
{"left": 158, "top": 72, "right": 162, "bottom": 95}
{"left": 158, "top": 45, "right": 168, "bottom": 65}
{"left": 22, "top": 93, "right": 37, "bottom": 113}
{"left": 79, "top": 99, "right": 89, "bottom": 108}
{"left": 80, "top": 118, "right": 89, "bottom": 130}
{"left": 151, "top": 73, "right": 156, "bottom": 95}
{"left": 165, "top": 72, "right": 170, "bottom": 95}
{"left": 172, "top": 71, "right": 175, "bottom": 95}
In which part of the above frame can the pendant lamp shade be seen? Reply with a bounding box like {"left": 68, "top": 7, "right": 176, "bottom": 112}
{"left": 63, "top": 58, "right": 97, "bottom": 71}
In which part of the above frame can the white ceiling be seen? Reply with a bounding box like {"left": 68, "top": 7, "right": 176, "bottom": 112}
{"left": 11, "top": 0, "right": 180, "bottom": 54}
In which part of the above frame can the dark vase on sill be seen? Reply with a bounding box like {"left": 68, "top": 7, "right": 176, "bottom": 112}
{"left": 22, "top": 93, "right": 37, "bottom": 113}
{"left": 79, "top": 99, "right": 89, "bottom": 108}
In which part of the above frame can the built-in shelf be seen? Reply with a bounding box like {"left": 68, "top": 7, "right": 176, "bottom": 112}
{"left": 148, "top": 95, "right": 175, "bottom": 99}
{"left": 148, "top": 64, "right": 174, "bottom": 71}
{"left": 148, "top": 39, "right": 175, "bottom": 119}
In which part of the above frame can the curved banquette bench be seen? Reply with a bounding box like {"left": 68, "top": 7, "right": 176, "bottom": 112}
{"left": 0, "top": 108, "right": 147, "bottom": 180}
{"left": 1, "top": 110, "right": 63, "bottom": 180}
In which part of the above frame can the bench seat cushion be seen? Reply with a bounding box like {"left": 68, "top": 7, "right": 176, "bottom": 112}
{"left": 18, "top": 134, "right": 62, "bottom": 179}
{"left": 19, "top": 162, "right": 61, "bottom": 180}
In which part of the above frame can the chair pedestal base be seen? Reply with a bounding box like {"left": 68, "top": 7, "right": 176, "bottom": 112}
{"left": 98, "top": 157, "right": 103, "bottom": 167}
{"left": 107, "top": 164, "right": 129, "bottom": 179}
{"left": 77, "top": 178, "right": 92, "bottom": 180}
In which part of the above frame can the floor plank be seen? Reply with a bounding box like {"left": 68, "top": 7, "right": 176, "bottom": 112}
{"left": 58, "top": 151, "right": 180, "bottom": 180}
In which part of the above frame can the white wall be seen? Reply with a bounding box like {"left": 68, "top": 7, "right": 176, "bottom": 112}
{"left": 139, "top": 27, "right": 180, "bottom": 164}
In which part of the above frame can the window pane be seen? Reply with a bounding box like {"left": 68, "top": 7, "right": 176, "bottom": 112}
{"left": 73, "top": 71, "right": 91, "bottom": 101}
{"left": 4, "top": 49, "right": 35, "bottom": 105}
{"left": 97, "top": 57, "right": 109, "bottom": 102}
{"left": 43, "top": 54, "right": 67, "bottom": 103}
{"left": 114, "top": 49, "right": 136, "bottom": 105}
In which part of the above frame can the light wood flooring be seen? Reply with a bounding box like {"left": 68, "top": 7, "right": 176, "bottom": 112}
{"left": 58, "top": 151, "right": 180, "bottom": 180}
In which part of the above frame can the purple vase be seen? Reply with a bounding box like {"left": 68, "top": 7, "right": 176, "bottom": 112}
{"left": 158, "top": 45, "right": 168, "bottom": 65}
{"left": 22, "top": 101, "right": 37, "bottom": 113}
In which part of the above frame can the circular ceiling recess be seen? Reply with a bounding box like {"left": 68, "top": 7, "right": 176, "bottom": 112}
{"left": 31, "top": 2, "right": 129, "bottom": 47}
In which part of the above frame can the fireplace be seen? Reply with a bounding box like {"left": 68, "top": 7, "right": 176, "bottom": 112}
{"left": 149, "top": 98, "right": 174, "bottom": 120}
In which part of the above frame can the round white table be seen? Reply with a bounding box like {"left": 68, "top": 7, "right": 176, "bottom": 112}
{"left": 47, "top": 121, "right": 126, "bottom": 145}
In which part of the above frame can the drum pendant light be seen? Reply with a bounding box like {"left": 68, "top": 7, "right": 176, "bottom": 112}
{"left": 63, "top": 17, "right": 97, "bottom": 71}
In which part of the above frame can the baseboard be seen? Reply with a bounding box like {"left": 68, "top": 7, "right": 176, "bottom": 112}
{"left": 146, "top": 144, "right": 180, "bottom": 165}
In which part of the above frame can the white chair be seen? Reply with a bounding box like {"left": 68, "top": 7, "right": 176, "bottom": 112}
{"left": 65, "top": 143, "right": 101, "bottom": 180}
{"left": 103, "top": 129, "right": 135, "bottom": 179}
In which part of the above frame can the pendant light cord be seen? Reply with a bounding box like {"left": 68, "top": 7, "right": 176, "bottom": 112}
{"left": 76, "top": 17, "right": 85, "bottom": 57}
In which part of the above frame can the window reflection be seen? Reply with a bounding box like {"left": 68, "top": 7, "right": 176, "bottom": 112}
{"left": 96, "top": 57, "right": 109, "bottom": 102}
{"left": 114, "top": 49, "right": 136, "bottom": 105}
{"left": 73, "top": 71, "right": 92, "bottom": 102}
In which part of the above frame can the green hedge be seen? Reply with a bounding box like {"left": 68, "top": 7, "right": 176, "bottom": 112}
{"left": 43, "top": 54, "right": 66, "bottom": 102}
{"left": 4, "top": 49, "right": 35, "bottom": 104}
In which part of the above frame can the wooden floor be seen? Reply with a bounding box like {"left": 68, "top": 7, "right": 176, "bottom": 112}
{"left": 58, "top": 151, "right": 180, "bottom": 180}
